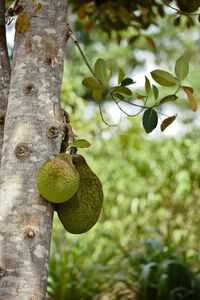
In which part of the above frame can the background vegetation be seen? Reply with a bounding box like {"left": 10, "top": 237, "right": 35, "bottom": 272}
{"left": 47, "top": 3, "right": 200, "bottom": 300}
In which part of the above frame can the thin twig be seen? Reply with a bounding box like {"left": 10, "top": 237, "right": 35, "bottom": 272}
{"left": 120, "top": 98, "right": 150, "bottom": 109}
{"left": 98, "top": 104, "right": 117, "bottom": 127}
{"left": 66, "top": 24, "right": 105, "bottom": 88}
{"left": 156, "top": 110, "right": 170, "bottom": 118}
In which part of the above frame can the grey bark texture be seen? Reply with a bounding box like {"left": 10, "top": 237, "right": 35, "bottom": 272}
{"left": 0, "top": 0, "right": 68, "bottom": 298}
{"left": 0, "top": 0, "right": 11, "bottom": 160}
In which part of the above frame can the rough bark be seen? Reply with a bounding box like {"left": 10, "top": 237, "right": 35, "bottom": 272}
{"left": 0, "top": 0, "right": 11, "bottom": 160}
{"left": 0, "top": 0, "right": 67, "bottom": 298}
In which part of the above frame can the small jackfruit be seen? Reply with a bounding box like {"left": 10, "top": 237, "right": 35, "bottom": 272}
{"left": 37, "top": 153, "right": 79, "bottom": 203}
{"left": 57, "top": 154, "right": 103, "bottom": 234}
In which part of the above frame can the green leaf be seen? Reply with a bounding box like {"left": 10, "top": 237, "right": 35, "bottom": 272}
{"left": 94, "top": 58, "right": 109, "bottom": 85}
{"left": 143, "top": 108, "right": 158, "bottom": 134}
{"left": 151, "top": 70, "right": 178, "bottom": 87}
{"left": 92, "top": 88, "right": 103, "bottom": 101}
{"left": 174, "top": 56, "right": 189, "bottom": 81}
{"left": 68, "top": 139, "right": 91, "bottom": 148}
{"left": 145, "top": 76, "right": 151, "bottom": 95}
{"left": 112, "top": 93, "right": 125, "bottom": 100}
{"left": 113, "top": 86, "right": 132, "bottom": 95}
{"left": 121, "top": 78, "right": 135, "bottom": 86}
{"left": 153, "top": 85, "right": 159, "bottom": 100}
{"left": 118, "top": 68, "right": 125, "bottom": 84}
{"left": 161, "top": 115, "right": 177, "bottom": 132}
{"left": 82, "top": 77, "right": 101, "bottom": 89}
{"left": 159, "top": 94, "right": 178, "bottom": 104}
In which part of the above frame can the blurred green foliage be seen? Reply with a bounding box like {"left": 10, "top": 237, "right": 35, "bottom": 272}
{"left": 48, "top": 6, "right": 200, "bottom": 298}
{"left": 48, "top": 131, "right": 200, "bottom": 299}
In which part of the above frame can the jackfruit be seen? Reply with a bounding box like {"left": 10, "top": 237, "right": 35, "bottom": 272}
{"left": 57, "top": 154, "right": 103, "bottom": 234}
{"left": 37, "top": 153, "right": 79, "bottom": 203}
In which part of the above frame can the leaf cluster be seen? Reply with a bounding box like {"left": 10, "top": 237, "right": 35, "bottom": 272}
{"left": 82, "top": 56, "right": 197, "bottom": 134}
{"left": 69, "top": 0, "right": 200, "bottom": 37}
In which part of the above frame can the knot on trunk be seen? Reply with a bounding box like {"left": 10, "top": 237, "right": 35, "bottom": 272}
{"left": 46, "top": 126, "right": 59, "bottom": 139}
{"left": 14, "top": 143, "right": 31, "bottom": 159}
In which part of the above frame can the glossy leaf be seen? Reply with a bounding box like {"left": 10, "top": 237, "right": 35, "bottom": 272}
{"left": 145, "top": 76, "right": 151, "bottom": 95}
{"left": 182, "top": 87, "right": 198, "bottom": 112}
{"left": 159, "top": 94, "right": 178, "bottom": 104}
{"left": 174, "top": 56, "right": 189, "bottom": 81}
{"left": 82, "top": 77, "right": 101, "bottom": 89}
{"left": 118, "top": 68, "right": 125, "bottom": 84}
{"left": 143, "top": 108, "right": 158, "bottom": 134}
{"left": 161, "top": 115, "right": 177, "bottom": 132}
{"left": 94, "top": 58, "right": 108, "bottom": 85}
{"left": 151, "top": 70, "right": 178, "bottom": 87}
{"left": 15, "top": 12, "right": 29, "bottom": 33}
{"left": 68, "top": 139, "right": 91, "bottom": 148}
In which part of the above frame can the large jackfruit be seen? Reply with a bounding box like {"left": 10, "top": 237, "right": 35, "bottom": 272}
{"left": 37, "top": 153, "right": 79, "bottom": 203}
{"left": 57, "top": 154, "right": 103, "bottom": 234}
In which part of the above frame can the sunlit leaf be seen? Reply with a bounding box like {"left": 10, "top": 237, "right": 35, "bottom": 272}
{"left": 15, "top": 12, "right": 29, "bottom": 33}
{"left": 145, "top": 76, "right": 151, "bottom": 95}
{"left": 161, "top": 115, "right": 177, "bottom": 132}
{"left": 92, "top": 88, "right": 103, "bottom": 101}
{"left": 118, "top": 68, "right": 125, "bottom": 84}
{"left": 159, "top": 94, "right": 178, "bottom": 104}
{"left": 94, "top": 58, "right": 109, "bottom": 85}
{"left": 82, "top": 77, "right": 101, "bottom": 89}
{"left": 151, "top": 70, "right": 178, "bottom": 87}
{"left": 143, "top": 108, "right": 158, "bottom": 134}
{"left": 174, "top": 56, "right": 189, "bottom": 81}
{"left": 153, "top": 85, "right": 159, "bottom": 100}
{"left": 68, "top": 139, "right": 91, "bottom": 148}
{"left": 182, "top": 87, "right": 198, "bottom": 112}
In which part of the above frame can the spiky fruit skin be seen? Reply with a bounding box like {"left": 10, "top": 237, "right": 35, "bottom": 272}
{"left": 37, "top": 153, "right": 79, "bottom": 203}
{"left": 57, "top": 155, "right": 103, "bottom": 234}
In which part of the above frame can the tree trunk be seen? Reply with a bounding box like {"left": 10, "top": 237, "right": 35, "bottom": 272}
{"left": 0, "top": 0, "right": 11, "bottom": 159}
{"left": 0, "top": 0, "right": 67, "bottom": 298}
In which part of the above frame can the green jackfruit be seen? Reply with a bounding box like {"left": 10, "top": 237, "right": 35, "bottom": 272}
{"left": 57, "top": 154, "right": 103, "bottom": 234}
{"left": 37, "top": 153, "right": 79, "bottom": 203}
